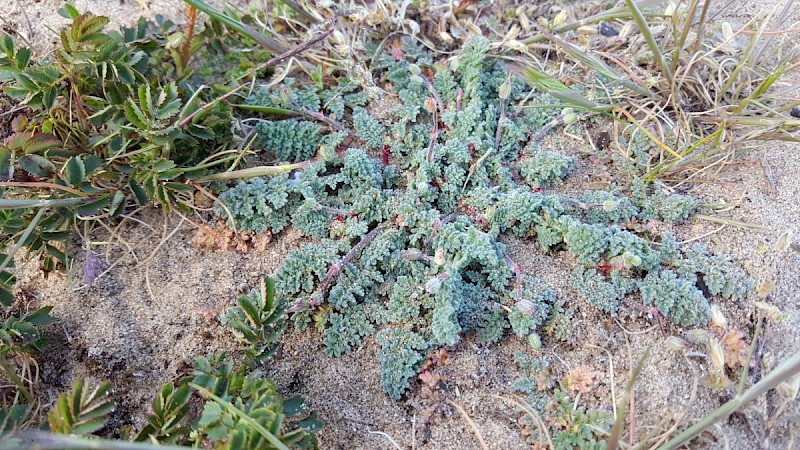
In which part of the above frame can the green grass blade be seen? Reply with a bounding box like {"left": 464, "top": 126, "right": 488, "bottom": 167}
{"left": 231, "top": 104, "right": 296, "bottom": 115}
{"left": 183, "top": 0, "right": 285, "bottom": 54}
{"left": 190, "top": 384, "right": 291, "bottom": 450}
{"left": 539, "top": 30, "right": 657, "bottom": 99}
{"left": 624, "top": 0, "right": 673, "bottom": 86}
{"left": 509, "top": 64, "right": 611, "bottom": 111}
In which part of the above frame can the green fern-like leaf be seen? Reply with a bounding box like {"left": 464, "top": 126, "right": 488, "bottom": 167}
{"left": 47, "top": 380, "right": 114, "bottom": 435}
{"left": 134, "top": 383, "right": 191, "bottom": 444}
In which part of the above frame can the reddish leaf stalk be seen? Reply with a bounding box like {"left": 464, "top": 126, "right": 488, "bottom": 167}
{"left": 284, "top": 87, "right": 351, "bottom": 135}
{"left": 423, "top": 212, "right": 456, "bottom": 250}
{"left": 289, "top": 224, "right": 387, "bottom": 312}
{"left": 504, "top": 254, "right": 523, "bottom": 300}
{"left": 180, "top": 5, "right": 198, "bottom": 70}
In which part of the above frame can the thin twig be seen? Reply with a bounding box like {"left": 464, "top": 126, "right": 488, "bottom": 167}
{"left": 258, "top": 28, "right": 334, "bottom": 71}
{"left": 178, "top": 85, "right": 246, "bottom": 129}
{"left": 446, "top": 399, "right": 488, "bottom": 450}
{"left": 283, "top": 86, "right": 351, "bottom": 134}
{"left": 366, "top": 431, "right": 403, "bottom": 450}
{"left": 289, "top": 225, "right": 387, "bottom": 312}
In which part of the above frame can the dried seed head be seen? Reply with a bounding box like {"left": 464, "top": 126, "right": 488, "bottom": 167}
{"left": 504, "top": 40, "right": 528, "bottom": 53}
{"left": 516, "top": 299, "right": 538, "bottom": 316}
{"left": 527, "top": 333, "right": 542, "bottom": 349}
{"left": 602, "top": 200, "right": 618, "bottom": 211}
{"left": 425, "top": 277, "right": 442, "bottom": 294}
{"left": 83, "top": 250, "right": 101, "bottom": 285}
{"left": 402, "top": 249, "right": 423, "bottom": 261}
{"left": 434, "top": 248, "right": 446, "bottom": 266}
{"left": 553, "top": 10, "right": 567, "bottom": 27}
{"left": 562, "top": 108, "right": 578, "bottom": 125}
{"left": 504, "top": 25, "right": 521, "bottom": 42}
{"left": 424, "top": 97, "right": 437, "bottom": 113}
{"left": 665, "top": 335, "right": 688, "bottom": 351}
{"left": 776, "top": 376, "right": 800, "bottom": 399}
{"left": 707, "top": 338, "right": 725, "bottom": 370}
{"left": 686, "top": 328, "right": 710, "bottom": 344}
{"left": 516, "top": 8, "right": 530, "bottom": 31}
{"left": 709, "top": 305, "right": 727, "bottom": 330}
{"left": 498, "top": 75, "right": 512, "bottom": 100}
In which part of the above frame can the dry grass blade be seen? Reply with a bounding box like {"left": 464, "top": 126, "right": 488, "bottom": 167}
{"left": 446, "top": 399, "right": 488, "bottom": 450}
{"left": 606, "top": 348, "right": 650, "bottom": 450}
{"left": 658, "top": 329, "right": 800, "bottom": 450}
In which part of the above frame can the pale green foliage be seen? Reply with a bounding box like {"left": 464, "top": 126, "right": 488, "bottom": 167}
{"left": 254, "top": 120, "right": 322, "bottom": 162}
{"left": 323, "top": 306, "right": 374, "bottom": 357}
{"left": 544, "top": 300, "right": 578, "bottom": 343}
{"left": 518, "top": 151, "right": 574, "bottom": 187}
{"left": 353, "top": 108, "right": 385, "bottom": 148}
{"left": 677, "top": 245, "right": 755, "bottom": 300}
{"left": 580, "top": 190, "right": 638, "bottom": 224}
{"left": 215, "top": 175, "right": 291, "bottom": 234}
{"left": 632, "top": 179, "right": 698, "bottom": 224}
{"left": 214, "top": 35, "right": 754, "bottom": 400}
{"left": 376, "top": 328, "right": 428, "bottom": 400}
{"left": 508, "top": 276, "right": 557, "bottom": 338}
{"left": 640, "top": 270, "right": 710, "bottom": 326}
{"left": 571, "top": 267, "right": 636, "bottom": 313}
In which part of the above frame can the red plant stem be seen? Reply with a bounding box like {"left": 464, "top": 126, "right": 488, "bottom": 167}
{"left": 530, "top": 113, "right": 566, "bottom": 144}
{"left": 423, "top": 212, "right": 456, "bottom": 250}
{"left": 284, "top": 87, "right": 351, "bottom": 135}
{"left": 426, "top": 109, "right": 439, "bottom": 163}
{"left": 181, "top": 5, "right": 198, "bottom": 68}
{"left": 494, "top": 99, "right": 506, "bottom": 151}
{"left": 504, "top": 254, "right": 523, "bottom": 300}
{"left": 289, "top": 224, "right": 387, "bottom": 312}
{"left": 258, "top": 28, "right": 333, "bottom": 70}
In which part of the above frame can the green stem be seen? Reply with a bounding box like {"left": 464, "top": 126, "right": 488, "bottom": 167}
{"left": 0, "top": 353, "right": 33, "bottom": 403}
{"left": 190, "top": 384, "right": 291, "bottom": 450}
{"left": 624, "top": 0, "right": 673, "bottom": 86}
{"left": 0, "top": 198, "right": 86, "bottom": 210}
{"left": 183, "top": 0, "right": 285, "bottom": 54}
{"left": 0, "top": 207, "right": 47, "bottom": 275}
{"left": 192, "top": 160, "right": 309, "bottom": 183}
{"left": 660, "top": 350, "right": 800, "bottom": 450}
{"left": 17, "top": 431, "right": 190, "bottom": 450}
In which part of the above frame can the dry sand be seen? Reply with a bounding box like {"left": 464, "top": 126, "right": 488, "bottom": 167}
{"left": 2, "top": 0, "right": 799, "bottom": 448}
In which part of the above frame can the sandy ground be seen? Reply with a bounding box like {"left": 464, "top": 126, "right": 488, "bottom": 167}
{"left": 3, "top": 0, "right": 799, "bottom": 449}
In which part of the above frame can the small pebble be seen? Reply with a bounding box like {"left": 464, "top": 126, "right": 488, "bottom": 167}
{"left": 599, "top": 22, "right": 619, "bottom": 37}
